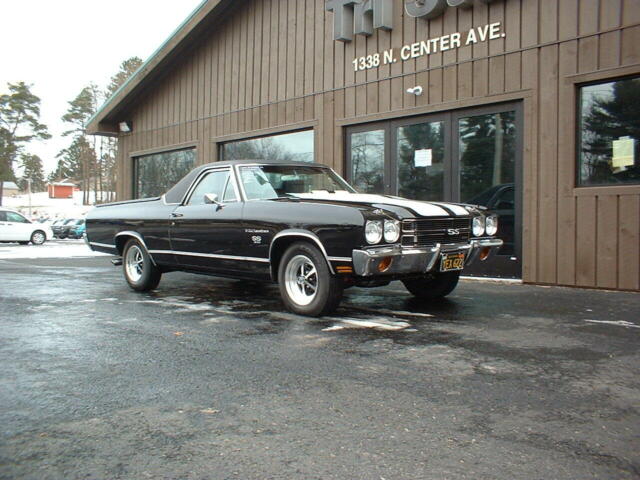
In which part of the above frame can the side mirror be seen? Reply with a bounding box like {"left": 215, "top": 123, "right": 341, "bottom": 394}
{"left": 204, "top": 193, "right": 220, "bottom": 205}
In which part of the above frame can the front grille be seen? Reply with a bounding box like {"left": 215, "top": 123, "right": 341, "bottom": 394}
{"left": 402, "top": 218, "right": 471, "bottom": 248}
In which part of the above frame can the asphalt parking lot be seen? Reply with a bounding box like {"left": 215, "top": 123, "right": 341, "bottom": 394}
{"left": 0, "top": 242, "right": 638, "bottom": 479}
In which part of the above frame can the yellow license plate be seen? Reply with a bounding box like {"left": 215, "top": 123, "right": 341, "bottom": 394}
{"left": 440, "top": 252, "right": 465, "bottom": 272}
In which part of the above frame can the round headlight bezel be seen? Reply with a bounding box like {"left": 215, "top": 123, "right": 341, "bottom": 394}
{"left": 383, "top": 219, "right": 400, "bottom": 243}
{"left": 472, "top": 216, "right": 486, "bottom": 237}
{"left": 365, "top": 220, "right": 383, "bottom": 244}
{"left": 485, "top": 215, "right": 498, "bottom": 236}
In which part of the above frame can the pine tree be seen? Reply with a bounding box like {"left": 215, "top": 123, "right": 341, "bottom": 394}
{"left": 0, "top": 82, "right": 50, "bottom": 205}
{"left": 106, "top": 57, "right": 143, "bottom": 98}
{"left": 18, "top": 153, "right": 46, "bottom": 192}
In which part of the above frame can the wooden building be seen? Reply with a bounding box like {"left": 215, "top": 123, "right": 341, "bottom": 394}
{"left": 87, "top": 0, "right": 640, "bottom": 290}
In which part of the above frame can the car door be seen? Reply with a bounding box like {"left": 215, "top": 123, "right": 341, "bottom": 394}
{"left": 168, "top": 167, "right": 246, "bottom": 274}
{"left": 4, "top": 211, "right": 33, "bottom": 241}
{"left": 0, "top": 211, "right": 9, "bottom": 240}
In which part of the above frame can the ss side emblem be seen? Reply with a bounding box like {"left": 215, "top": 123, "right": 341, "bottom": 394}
{"left": 447, "top": 228, "right": 460, "bottom": 236}
{"left": 251, "top": 235, "right": 262, "bottom": 244}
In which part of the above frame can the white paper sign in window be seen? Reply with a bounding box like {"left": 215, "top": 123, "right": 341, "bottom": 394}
{"left": 414, "top": 149, "right": 433, "bottom": 167}
{"left": 612, "top": 136, "right": 635, "bottom": 170}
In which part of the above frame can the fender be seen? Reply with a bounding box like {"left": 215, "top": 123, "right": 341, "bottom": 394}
{"left": 269, "top": 229, "right": 353, "bottom": 276}
{"left": 115, "top": 231, "right": 157, "bottom": 266}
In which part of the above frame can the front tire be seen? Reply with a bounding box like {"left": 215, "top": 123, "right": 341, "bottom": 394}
{"left": 122, "top": 239, "right": 161, "bottom": 292}
{"left": 278, "top": 242, "right": 343, "bottom": 317}
{"left": 402, "top": 271, "right": 460, "bottom": 300}
{"left": 30, "top": 230, "right": 46, "bottom": 245}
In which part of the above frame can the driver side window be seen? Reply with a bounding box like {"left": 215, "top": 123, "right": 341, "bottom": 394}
{"left": 187, "top": 170, "right": 236, "bottom": 206}
{"left": 6, "top": 212, "right": 29, "bottom": 223}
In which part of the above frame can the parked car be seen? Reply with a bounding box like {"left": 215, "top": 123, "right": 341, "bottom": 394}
{"left": 52, "top": 218, "right": 77, "bottom": 239}
{"left": 466, "top": 183, "right": 515, "bottom": 256}
{"left": 68, "top": 219, "right": 86, "bottom": 239}
{"left": 0, "top": 208, "right": 53, "bottom": 245}
{"left": 86, "top": 161, "right": 502, "bottom": 316}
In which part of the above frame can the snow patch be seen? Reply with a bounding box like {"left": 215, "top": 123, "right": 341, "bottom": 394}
{"left": 584, "top": 319, "right": 640, "bottom": 329}
{"left": 323, "top": 317, "right": 411, "bottom": 332}
{"left": 0, "top": 241, "right": 107, "bottom": 259}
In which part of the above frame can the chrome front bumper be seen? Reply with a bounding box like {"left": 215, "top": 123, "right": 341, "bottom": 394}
{"left": 351, "top": 238, "right": 503, "bottom": 277}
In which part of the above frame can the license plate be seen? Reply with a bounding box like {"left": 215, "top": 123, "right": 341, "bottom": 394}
{"left": 440, "top": 252, "right": 465, "bottom": 272}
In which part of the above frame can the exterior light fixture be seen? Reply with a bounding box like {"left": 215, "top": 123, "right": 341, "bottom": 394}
{"left": 119, "top": 121, "right": 132, "bottom": 133}
{"left": 406, "top": 86, "right": 423, "bottom": 96}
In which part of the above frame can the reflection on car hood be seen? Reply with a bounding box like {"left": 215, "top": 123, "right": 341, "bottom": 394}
{"left": 292, "top": 192, "right": 470, "bottom": 217}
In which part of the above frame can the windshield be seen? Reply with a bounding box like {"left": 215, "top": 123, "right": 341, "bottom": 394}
{"left": 238, "top": 165, "right": 355, "bottom": 201}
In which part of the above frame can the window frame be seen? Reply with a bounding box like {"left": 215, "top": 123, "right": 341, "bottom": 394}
{"left": 219, "top": 128, "right": 315, "bottom": 163}
{"left": 575, "top": 73, "right": 640, "bottom": 189}
{"left": 131, "top": 146, "right": 197, "bottom": 199}
{"left": 182, "top": 167, "right": 241, "bottom": 206}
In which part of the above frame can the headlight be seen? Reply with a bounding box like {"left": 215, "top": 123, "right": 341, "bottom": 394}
{"left": 383, "top": 220, "right": 400, "bottom": 243}
{"left": 485, "top": 215, "right": 498, "bottom": 236}
{"left": 365, "top": 220, "right": 383, "bottom": 244}
{"left": 472, "top": 216, "right": 485, "bottom": 237}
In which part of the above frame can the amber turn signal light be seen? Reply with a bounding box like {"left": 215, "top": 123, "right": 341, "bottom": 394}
{"left": 479, "top": 247, "right": 491, "bottom": 261}
{"left": 378, "top": 257, "right": 393, "bottom": 272}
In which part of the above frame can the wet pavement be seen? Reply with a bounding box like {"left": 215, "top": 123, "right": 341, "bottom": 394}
{"left": 0, "top": 249, "right": 639, "bottom": 479}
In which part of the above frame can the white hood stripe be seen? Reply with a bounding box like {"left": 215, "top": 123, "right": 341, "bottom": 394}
{"left": 293, "top": 192, "right": 469, "bottom": 217}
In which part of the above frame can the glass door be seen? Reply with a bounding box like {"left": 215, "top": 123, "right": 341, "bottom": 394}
{"left": 393, "top": 116, "right": 449, "bottom": 201}
{"left": 345, "top": 102, "right": 522, "bottom": 278}
{"left": 454, "top": 105, "right": 522, "bottom": 277}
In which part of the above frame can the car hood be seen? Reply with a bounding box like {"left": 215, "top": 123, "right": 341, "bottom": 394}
{"left": 291, "top": 192, "right": 470, "bottom": 218}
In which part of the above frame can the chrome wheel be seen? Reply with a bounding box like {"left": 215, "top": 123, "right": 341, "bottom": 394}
{"left": 284, "top": 254, "right": 318, "bottom": 306}
{"left": 31, "top": 231, "right": 46, "bottom": 245}
{"left": 125, "top": 245, "right": 145, "bottom": 283}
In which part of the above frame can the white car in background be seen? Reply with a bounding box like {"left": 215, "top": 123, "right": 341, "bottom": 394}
{"left": 0, "top": 208, "right": 53, "bottom": 245}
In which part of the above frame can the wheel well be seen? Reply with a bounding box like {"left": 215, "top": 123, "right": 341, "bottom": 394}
{"left": 115, "top": 235, "right": 134, "bottom": 255}
{"left": 270, "top": 236, "right": 327, "bottom": 282}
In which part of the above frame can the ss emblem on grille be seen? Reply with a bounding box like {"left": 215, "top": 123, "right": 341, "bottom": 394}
{"left": 447, "top": 228, "right": 460, "bottom": 236}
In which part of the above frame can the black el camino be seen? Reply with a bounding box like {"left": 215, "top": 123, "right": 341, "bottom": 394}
{"left": 85, "top": 161, "right": 503, "bottom": 316}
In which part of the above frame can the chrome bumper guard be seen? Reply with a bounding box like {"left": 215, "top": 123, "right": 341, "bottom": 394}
{"left": 351, "top": 238, "right": 503, "bottom": 277}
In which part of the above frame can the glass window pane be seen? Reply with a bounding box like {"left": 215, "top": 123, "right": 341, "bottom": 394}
{"left": 187, "top": 170, "right": 230, "bottom": 205}
{"left": 223, "top": 130, "right": 314, "bottom": 163}
{"left": 579, "top": 76, "right": 640, "bottom": 186}
{"left": 397, "top": 121, "right": 445, "bottom": 201}
{"left": 6, "top": 212, "right": 28, "bottom": 223}
{"left": 134, "top": 149, "right": 196, "bottom": 199}
{"left": 459, "top": 111, "right": 516, "bottom": 203}
{"left": 350, "top": 130, "right": 385, "bottom": 194}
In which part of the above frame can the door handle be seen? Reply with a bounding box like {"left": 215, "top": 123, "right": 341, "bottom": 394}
{"left": 170, "top": 213, "right": 184, "bottom": 218}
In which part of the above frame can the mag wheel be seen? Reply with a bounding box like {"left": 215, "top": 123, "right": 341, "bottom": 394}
{"left": 402, "top": 271, "right": 460, "bottom": 300}
{"left": 278, "top": 242, "right": 343, "bottom": 317}
{"left": 30, "top": 230, "right": 46, "bottom": 245}
{"left": 123, "top": 238, "right": 161, "bottom": 292}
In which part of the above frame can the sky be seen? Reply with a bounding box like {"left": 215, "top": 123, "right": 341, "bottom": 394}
{"left": 0, "top": 0, "right": 204, "bottom": 176}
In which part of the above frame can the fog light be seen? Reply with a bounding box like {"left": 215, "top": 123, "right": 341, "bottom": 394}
{"left": 479, "top": 247, "right": 491, "bottom": 261}
{"left": 378, "top": 257, "right": 393, "bottom": 272}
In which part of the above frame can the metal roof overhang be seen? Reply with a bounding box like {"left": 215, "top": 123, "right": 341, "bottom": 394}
{"left": 86, "top": 0, "right": 237, "bottom": 136}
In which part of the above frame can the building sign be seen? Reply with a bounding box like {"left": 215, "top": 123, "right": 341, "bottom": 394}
{"left": 326, "top": 0, "right": 504, "bottom": 42}
{"left": 352, "top": 22, "right": 504, "bottom": 71}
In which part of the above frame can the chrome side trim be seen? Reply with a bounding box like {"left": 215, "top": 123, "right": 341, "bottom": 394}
{"left": 114, "top": 231, "right": 157, "bottom": 266}
{"left": 269, "top": 230, "right": 337, "bottom": 275}
{"left": 148, "top": 250, "right": 270, "bottom": 263}
{"left": 328, "top": 256, "right": 353, "bottom": 263}
{"left": 89, "top": 241, "right": 116, "bottom": 249}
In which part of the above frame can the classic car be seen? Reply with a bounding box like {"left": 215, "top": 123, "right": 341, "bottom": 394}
{"left": 0, "top": 208, "right": 53, "bottom": 245}
{"left": 85, "top": 161, "right": 502, "bottom": 316}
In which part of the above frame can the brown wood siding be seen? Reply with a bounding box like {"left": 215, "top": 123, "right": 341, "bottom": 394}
{"left": 118, "top": 0, "right": 640, "bottom": 291}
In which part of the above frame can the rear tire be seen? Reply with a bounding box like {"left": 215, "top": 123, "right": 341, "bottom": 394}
{"left": 402, "top": 271, "right": 460, "bottom": 300}
{"left": 278, "top": 242, "right": 343, "bottom": 317}
{"left": 30, "top": 230, "right": 46, "bottom": 245}
{"left": 122, "top": 238, "right": 161, "bottom": 292}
